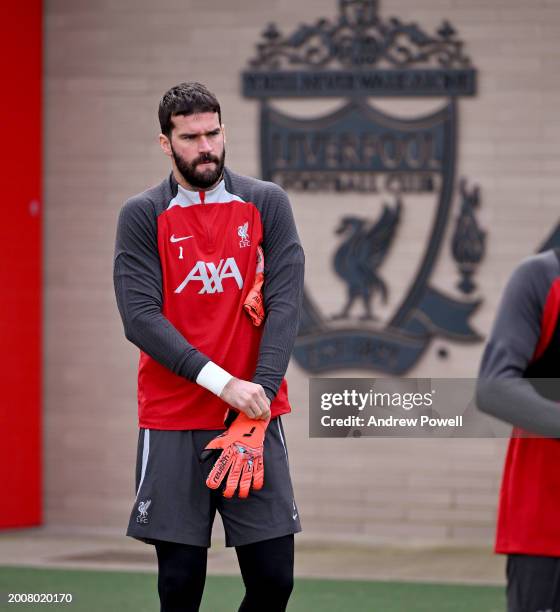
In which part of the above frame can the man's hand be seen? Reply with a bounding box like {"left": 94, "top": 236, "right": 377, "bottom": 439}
{"left": 220, "top": 378, "right": 271, "bottom": 420}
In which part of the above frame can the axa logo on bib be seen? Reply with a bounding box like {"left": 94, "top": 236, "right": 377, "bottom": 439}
{"left": 174, "top": 257, "right": 243, "bottom": 294}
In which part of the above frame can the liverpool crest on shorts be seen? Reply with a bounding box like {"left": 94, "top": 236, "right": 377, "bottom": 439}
{"left": 136, "top": 499, "right": 151, "bottom": 524}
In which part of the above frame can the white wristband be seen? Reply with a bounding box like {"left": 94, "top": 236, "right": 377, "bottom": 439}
{"left": 196, "top": 361, "right": 234, "bottom": 397}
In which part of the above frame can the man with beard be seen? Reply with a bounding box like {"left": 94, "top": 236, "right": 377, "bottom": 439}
{"left": 113, "top": 82, "right": 304, "bottom": 612}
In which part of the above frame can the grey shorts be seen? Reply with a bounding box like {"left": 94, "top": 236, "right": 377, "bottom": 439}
{"left": 126, "top": 417, "right": 301, "bottom": 548}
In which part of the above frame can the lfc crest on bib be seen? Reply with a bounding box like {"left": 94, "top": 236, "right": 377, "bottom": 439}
{"left": 243, "top": 0, "right": 487, "bottom": 375}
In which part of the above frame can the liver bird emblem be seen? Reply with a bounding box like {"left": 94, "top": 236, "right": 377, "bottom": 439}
{"left": 138, "top": 499, "right": 151, "bottom": 519}
{"left": 332, "top": 198, "right": 402, "bottom": 320}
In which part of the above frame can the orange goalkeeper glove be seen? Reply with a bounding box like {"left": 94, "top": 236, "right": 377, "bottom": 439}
{"left": 202, "top": 412, "right": 270, "bottom": 498}
{"left": 243, "top": 245, "right": 265, "bottom": 326}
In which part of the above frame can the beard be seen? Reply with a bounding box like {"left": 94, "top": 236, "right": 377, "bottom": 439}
{"left": 171, "top": 144, "right": 226, "bottom": 190}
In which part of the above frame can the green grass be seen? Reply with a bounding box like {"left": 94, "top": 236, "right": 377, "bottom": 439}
{"left": 0, "top": 566, "right": 505, "bottom": 611}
